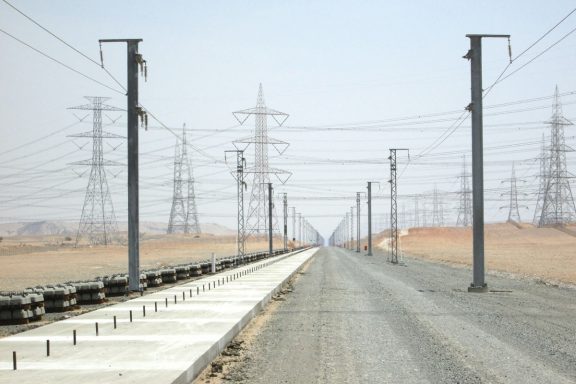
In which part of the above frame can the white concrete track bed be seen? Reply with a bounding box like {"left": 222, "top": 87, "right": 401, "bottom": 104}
{"left": 0, "top": 248, "right": 318, "bottom": 384}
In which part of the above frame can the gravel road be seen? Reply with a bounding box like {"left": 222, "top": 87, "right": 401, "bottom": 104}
{"left": 226, "top": 247, "right": 576, "bottom": 383}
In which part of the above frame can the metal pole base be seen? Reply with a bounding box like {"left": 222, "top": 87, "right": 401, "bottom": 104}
{"left": 468, "top": 284, "right": 488, "bottom": 293}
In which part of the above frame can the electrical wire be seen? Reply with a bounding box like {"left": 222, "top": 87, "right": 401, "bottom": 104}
{"left": 1, "top": 0, "right": 127, "bottom": 92}
{"left": 0, "top": 27, "right": 124, "bottom": 95}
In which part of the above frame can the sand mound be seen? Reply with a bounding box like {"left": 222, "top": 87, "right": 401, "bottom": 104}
{"left": 385, "top": 223, "right": 576, "bottom": 285}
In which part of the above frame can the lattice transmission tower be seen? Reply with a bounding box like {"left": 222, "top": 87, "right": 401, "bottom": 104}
{"left": 168, "top": 125, "right": 201, "bottom": 234}
{"left": 500, "top": 162, "right": 527, "bottom": 223}
{"left": 68, "top": 97, "right": 123, "bottom": 246}
{"left": 456, "top": 155, "right": 472, "bottom": 226}
{"left": 233, "top": 84, "right": 291, "bottom": 235}
{"left": 533, "top": 134, "right": 548, "bottom": 225}
{"left": 431, "top": 185, "right": 444, "bottom": 227}
{"left": 534, "top": 87, "right": 576, "bottom": 227}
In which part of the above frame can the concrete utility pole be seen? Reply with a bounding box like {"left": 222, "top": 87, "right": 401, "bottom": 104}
{"left": 291, "top": 207, "right": 296, "bottom": 243}
{"left": 268, "top": 183, "right": 273, "bottom": 256}
{"left": 298, "top": 213, "right": 302, "bottom": 247}
{"left": 464, "top": 34, "right": 509, "bottom": 292}
{"left": 366, "top": 181, "right": 378, "bottom": 256}
{"left": 350, "top": 207, "right": 354, "bottom": 250}
{"left": 356, "top": 192, "right": 361, "bottom": 253}
{"left": 99, "top": 38, "right": 145, "bottom": 292}
{"left": 345, "top": 212, "right": 350, "bottom": 249}
{"left": 283, "top": 193, "right": 288, "bottom": 251}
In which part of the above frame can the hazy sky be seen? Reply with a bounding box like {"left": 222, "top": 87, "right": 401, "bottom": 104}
{"left": 1, "top": 1, "right": 575, "bottom": 240}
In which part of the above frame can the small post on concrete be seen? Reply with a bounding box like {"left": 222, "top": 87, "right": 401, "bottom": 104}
{"left": 129, "top": 310, "right": 133, "bottom": 322}
{"left": 155, "top": 302, "right": 158, "bottom": 312}
{"left": 143, "top": 305, "right": 146, "bottom": 317}
{"left": 95, "top": 322, "right": 99, "bottom": 336}
{"left": 46, "top": 339, "right": 50, "bottom": 356}
{"left": 12, "top": 351, "right": 16, "bottom": 370}
{"left": 73, "top": 330, "right": 77, "bottom": 345}
{"left": 113, "top": 315, "right": 117, "bottom": 329}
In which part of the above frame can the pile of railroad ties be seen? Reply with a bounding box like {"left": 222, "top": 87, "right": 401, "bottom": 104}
{"left": 0, "top": 249, "right": 291, "bottom": 325}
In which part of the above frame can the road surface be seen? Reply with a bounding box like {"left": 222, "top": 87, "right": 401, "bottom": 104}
{"left": 225, "top": 247, "right": 576, "bottom": 383}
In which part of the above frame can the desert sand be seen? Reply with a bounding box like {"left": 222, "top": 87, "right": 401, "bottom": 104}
{"left": 0, "top": 233, "right": 283, "bottom": 292}
{"left": 391, "top": 223, "right": 576, "bottom": 285}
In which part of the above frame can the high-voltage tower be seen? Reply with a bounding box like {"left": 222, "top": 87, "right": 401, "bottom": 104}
{"left": 389, "top": 149, "right": 408, "bottom": 264}
{"left": 533, "top": 134, "right": 548, "bottom": 225}
{"left": 431, "top": 185, "right": 444, "bottom": 227}
{"left": 456, "top": 155, "right": 472, "bottom": 226}
{"left": 535, "top": 87, "right": 576, "bottom": 227}
{"left": 501, "top": 162, "right": 527, "bottom": 223}
{"left": 68, "top": 96, "right": 123, "bottom": 246}
{"left": 233, "top": 84, "right": 291, "bottom": 235}
{"left": 168, "top": 125, "right": 201, "bottom": 235}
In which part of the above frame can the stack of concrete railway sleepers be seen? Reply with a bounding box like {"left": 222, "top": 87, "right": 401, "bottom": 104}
{"left": 160, "top": 268, "right": 177, "bottom": 284}
{"left": 101, "top": 275, "right": 128, "bottom": 296}
{"left": 72, "top": 281, "right": 105, "bottom": 304}
{"left": 145, "top": 271, "right": 163, "bottom": 287}
{"left": 0, "top": 292, "right": 45, "bottom": 325}
{"left": 30, "top": 285, "right": 77, "bottom": 313}
{"left": 189, "top": 264, "right": 202, "bottom": 277}
{"left": 221, "top": 258, "right": 233, "bottom": 270}
{"left": 200, "top": 262, "right": 211, "bottom": 275}
{"left": 175, "top": 266, "right": 190, "bottom": 280}
{"left": 140, "top": 274, "right": 148, "bottom": 290}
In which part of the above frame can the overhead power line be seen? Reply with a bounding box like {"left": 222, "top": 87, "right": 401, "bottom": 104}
{"left": 0, "top": 27, "right": 124, "bottom": 94}
{"left": 1, "top": 0, "right": 126, "bottom": 91}
{"left": 485, "top": 7, "right": 576, "bottom": 95}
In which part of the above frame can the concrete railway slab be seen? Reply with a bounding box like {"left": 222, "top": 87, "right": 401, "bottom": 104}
{"left": 0, "top": 248, "right": 319, "bottom": 384}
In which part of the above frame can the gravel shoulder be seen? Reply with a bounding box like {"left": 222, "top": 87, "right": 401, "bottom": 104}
{"left": 208, "top": 247, "right": 576, "bottom": 384}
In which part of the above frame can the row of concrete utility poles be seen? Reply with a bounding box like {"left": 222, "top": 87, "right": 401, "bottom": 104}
{"left": 114, "top": 33, "right": 502, "bottom": 293}
{"left": 330, "top": 34, "right": 509, "bottom": 293}
{"left": 225, "top": 149, "right": 323, "bottom": 259}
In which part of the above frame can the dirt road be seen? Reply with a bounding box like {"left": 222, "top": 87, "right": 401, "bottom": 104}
{"left": 223, "top": 247, "right": 576, "bottom": 383}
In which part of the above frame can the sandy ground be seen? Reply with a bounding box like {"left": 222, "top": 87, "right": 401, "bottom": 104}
{"left": 0, "top": 234, "right": 284, "bottom": 292}
{"left": 389, "top": 223, "right": 576, "bottom": 285}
